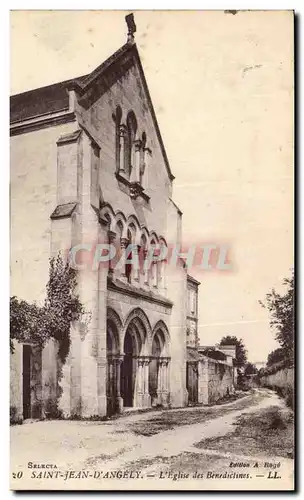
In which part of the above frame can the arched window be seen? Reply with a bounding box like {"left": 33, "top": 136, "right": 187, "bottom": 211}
{"left": 139, "top": 234, "right": 148, "bottom": 286}
{"left": 126, "top": 111, "right": 137, "bottom": 178}
{"left": 150, "top": 238, "right": 158, "bottom": 288}
{"left": 158, "top": 238, "right": 167, "bottom": 292}
{"left": 125, "top": 224, "right": 137, "bottom": 284}
{"left": 115, "top": 220, "right": 124, "bottom": 279}
{"left": 115, "top": 106, "right": 122, "bottom": 173}
{"left": 116, "top": 220, "right": 124, "bottom": 243}
{"left": 140, "top": 132, "right": 147, "bottom": 186}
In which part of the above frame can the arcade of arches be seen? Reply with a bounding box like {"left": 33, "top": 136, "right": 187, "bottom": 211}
{"left": 106, "top": 308, "right": 170, "bottom": 415}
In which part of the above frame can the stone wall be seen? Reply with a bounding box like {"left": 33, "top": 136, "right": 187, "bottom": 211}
{"left": 10, "top": 122, "right": 77, "bottom": 304}
{"left": 186, "top": 277, "right": 199, "bottom": 348}
{"left": 10, "top": 342, "right": 23, "bottom": 422}
{"left": 260, "top": 367, "right": 294, "bottom": 392}
{"left": 198, "top": 356, "right": 234, "bottom": 405}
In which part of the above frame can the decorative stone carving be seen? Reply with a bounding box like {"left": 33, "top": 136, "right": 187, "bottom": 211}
{"left": 125, "top": 13, "right": 137, "bottom": 44}
{"left": 130, "top": 181, "right": 144, "bottom": 200}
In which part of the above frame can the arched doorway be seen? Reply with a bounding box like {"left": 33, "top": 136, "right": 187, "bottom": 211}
{"left": 150, "top": 323, "right": 171, "bottom": 407}
{"left": 149, "top": 331, "right": 162, "bottom": 405}
{"left": 121, "top": 309, "right": 152, "bottom": 409}
{"left": 121, "top": 323, "right": 143, "bottom": 407}
{"left": 106, "top": 317, "right": 121, "bottom": 416}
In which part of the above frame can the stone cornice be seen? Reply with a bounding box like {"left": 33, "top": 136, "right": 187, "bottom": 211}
{"left": 56, "top": 129, "right": 82, "bottom": 145}
{"left": 187, "top": 315, "right": 198, "bottom": 322}
{"left": 187, "top": 274, "right": 201, "bottom": 286}
{"left": 107, "top": 279, "right": 173, "bottom": 309}
{"left": 10, "top": 110, "right": 76, "bottom": 137}
{"left": 169, "top": 197, "right": 183, "bottom": 216}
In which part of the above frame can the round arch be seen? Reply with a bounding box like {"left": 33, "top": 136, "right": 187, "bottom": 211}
{"left": 126, "top": 214, "right": 141, "bottom": 245}
{"left": 149, "top": 231, "right": 160, "bottom": 246}
{"left": 152, "top": 320, "right": 170, "bottom": 357}
{"left": 107, "top": 308, "right": 122, "bottom": 355}
{"left": 106, "top": 308, "right": 123, "bottom": 416}
{"left": 126, "top": 110, "right": 138, "bottom": 137}
{"left": 100, "top": 203, "right": 116, "bottom": 232}
{"left": 140, "top": 227, "right": 150, "bottom": 242}
{"left": 115, "top": 105, "right": 122, "bottom": 124}
{"left": 122, "top": 307, "right": 152, "bottom": 354}
{"left": 114, "top": 211, "right": 127, "bottom": 237}
{"left": 158, "top": 236, "right": 168, "bottom": 249}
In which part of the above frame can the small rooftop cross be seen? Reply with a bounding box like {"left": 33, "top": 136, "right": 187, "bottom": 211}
{"left": 125, "top": 13, "right": 136, "bottom": 44}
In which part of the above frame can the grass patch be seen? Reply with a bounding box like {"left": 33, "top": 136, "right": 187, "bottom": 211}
{"left": 125, "top": 452, "right": 229, "bottom": 476}
{"left": 130, "top": 418, "right": 179, "bottom": 436}
{"left": 123, "top": 452, "right": 227, "bottom": 475}
{"left": 195, "top": 405, "right": 294, "bottom": 459}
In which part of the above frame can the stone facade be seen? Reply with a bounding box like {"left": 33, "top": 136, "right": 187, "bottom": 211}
{"left": 187, "top": 351, "right": 235, "bottom": 405}
{"left": 186, "top": 275, "right": 200, "bottom": 348}
{"left": 186, "top": 284, "right": 235, "bottom": 405}
{"left": 10, "top": 17, "right": 189, "bottom": 420}
{"left": 10, "top": 15, "right": 236, "bottom": 421}
{"left": 198, "top": 356, "right": 234, "bottom": 404}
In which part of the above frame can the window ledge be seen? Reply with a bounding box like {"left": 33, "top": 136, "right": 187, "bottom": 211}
{"left": 115, "top": 172, "right": 150, "bottom": 203}
{"left": 115, "top": 171, "right": 131, "bottom": 187}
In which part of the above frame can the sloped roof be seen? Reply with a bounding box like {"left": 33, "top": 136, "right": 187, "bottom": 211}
{"left": 187, "top": 347, "right": 201, "bottom": 362}
{"left": 10, "top": 75, "right": 88, "bottom": 124}
{"left": 68, "top": 43, "right": 131, "bottom": 93}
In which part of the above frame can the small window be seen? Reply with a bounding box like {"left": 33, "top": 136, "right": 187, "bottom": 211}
{"left": 115, "top": 106, "right": 122, "bottom": 173}
{"left": 125, "top": 229, "right": 133, "bottom": 283}
{"left": 190, "top": 290, "right": 196, "bottom": 314}
{"left": 126, "top": 111, "right": 137, "bottom": 178}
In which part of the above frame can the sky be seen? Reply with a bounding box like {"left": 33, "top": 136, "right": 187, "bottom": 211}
{"left": 10, "top": 10, "right": 294, "bottom": 363}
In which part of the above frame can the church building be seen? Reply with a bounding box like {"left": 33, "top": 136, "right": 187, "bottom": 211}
{"left": 10, "top": 14, "right": 235, "bottom": 421}
{"left": 10, "top": 14, "right": 193, "bottom": 420}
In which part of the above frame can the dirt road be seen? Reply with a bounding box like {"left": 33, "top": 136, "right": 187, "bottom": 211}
{"left": 10, "top": 389, "right": 294, "bottom": 490}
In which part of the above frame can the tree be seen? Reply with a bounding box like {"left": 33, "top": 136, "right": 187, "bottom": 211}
{"left": 219, "top": 335, "right": 248, "bottom": 368}
{"left": 267, "top": 347, "right": 285, "bottom": 367}
{"left": 244, "top": 362, "right": 258, "bottom": 376}
{"left": 10, "top": 254, "right": 87, "bottom": 364}
{"left": 201, "top": 347, "right": 227, "bottom": 362}
{"left": 10, "top": 296, "right": 46, "bottom": 354}
{"left": 260, "top": 270, "right": 294, "bottom": 363}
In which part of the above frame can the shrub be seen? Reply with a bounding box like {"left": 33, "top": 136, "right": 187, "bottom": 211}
{"left": 266, "top": 407, "right": 286, "bottom": 430}
{"left": 43, "top": 399, "right": 64, "bottom": 420}
{"left": 284, "top": 386, "right": 294, "bottom": 410}
{"left": 10, "top": 406, "right": 23, "bottom": 425}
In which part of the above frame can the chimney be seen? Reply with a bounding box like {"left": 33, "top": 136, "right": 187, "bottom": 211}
{"left": 125, "top": 13, "right": 136, "bottom": 44}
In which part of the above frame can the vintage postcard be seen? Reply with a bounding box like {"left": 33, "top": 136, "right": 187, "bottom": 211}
{"left": 10, "top": 10, "right": 294, "bottom": 491}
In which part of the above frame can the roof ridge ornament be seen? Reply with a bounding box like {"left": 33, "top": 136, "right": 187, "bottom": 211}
{"left": 125, "top": 13, "right": 136, "bottom": 44}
